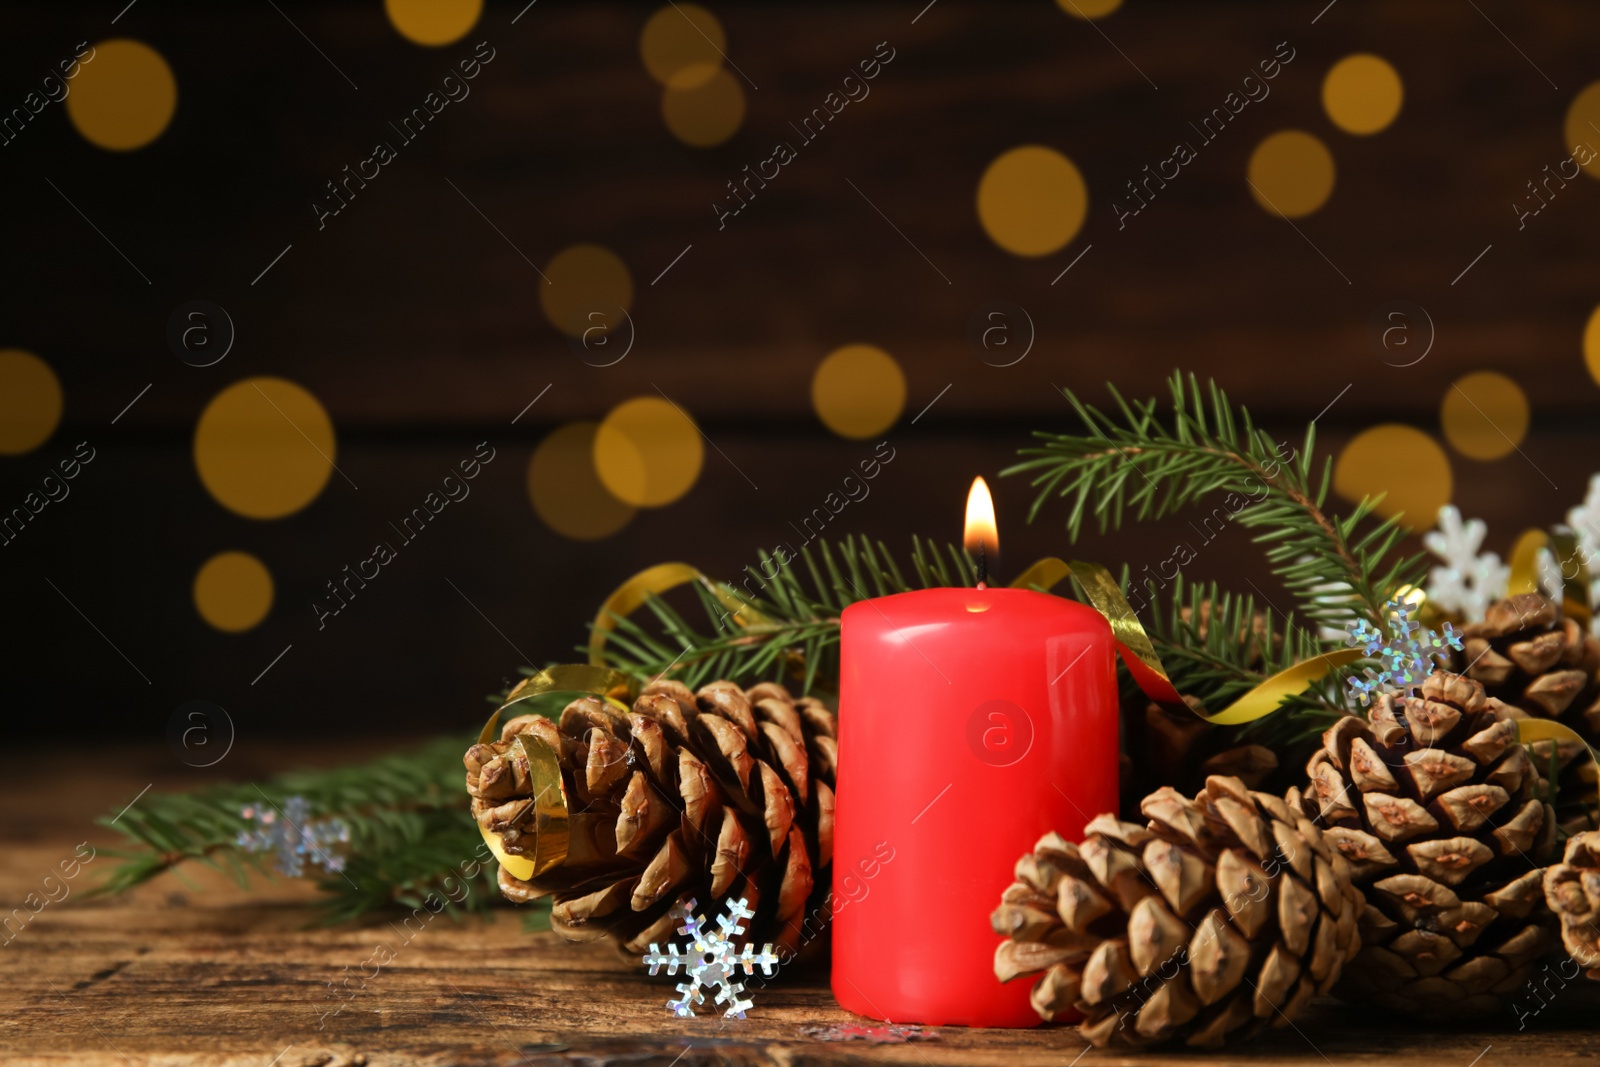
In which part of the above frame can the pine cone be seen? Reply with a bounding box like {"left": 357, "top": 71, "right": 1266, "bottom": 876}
{"left": 991, "top": 775, "right": 1362, "bottom": 1049}
{"left": 465, "top": 678, "right": 836, "bottom": 955}
{"left": 1143, "top": 696, "right": 1278, "bottom": 794}
{"left": 1543, "top": 831, "right": 1600, "bottom": 979}
{"left": 1290, "top": 671, "right": 1559, "bottom": 1017}
{"left": 1461, "top": 593, "right": 1600, "bottom": 735}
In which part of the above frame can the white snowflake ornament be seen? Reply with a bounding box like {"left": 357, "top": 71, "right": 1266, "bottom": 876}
{"left": 1346, "top": 596, "right": 1463, "bottom": 706}
{"left": 1535, "top": 546, "right": 1566, "bottom": 605}
{"left": 1423, "top": 505, "right": 1509, "bottom": 623}
{"left": 643, "top": 898, "right": 779, "bottom": 1019}
{"left": 1566, "top": 473, "right": 1600, "bottom": 630}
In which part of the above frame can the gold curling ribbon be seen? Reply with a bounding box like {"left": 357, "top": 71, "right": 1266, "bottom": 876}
{"left": 1056, "top": 559, "right": 1184, "bottom": 710}
{"left": 588, "top": 562, "right": 769, "bottom": 667}
{"left": 496, "top": 663, "right": 633, "bottom": 717}
{"left": 1198, "top": 649, "right": 1367, "bottom": 726}
{"left": 475, "top": 664, "right": 632, "bottom": 881}
{"left": 1514, "top": 717, "right": 1600, "bottom": 813}
{"left": 591, "top": 555, "right": 1598, "bottom": 812}
{"left": 1508, "top": 528, "right": 1593, "bottom": 627}
{"left": 1012, "top": 558, "right": 1364, "bottom": 726}
{"left": 1019, "top": 558, "right": 1598, "bottom": 810}
{"left": 591, "top": 556, "right": 1360, "bottom": 729}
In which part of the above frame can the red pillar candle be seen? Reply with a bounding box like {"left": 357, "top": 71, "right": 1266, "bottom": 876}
{"left": 831, "top": 479, "right": 1119, "bottom": 1027}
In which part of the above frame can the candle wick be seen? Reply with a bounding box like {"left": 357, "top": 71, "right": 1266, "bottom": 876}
{"left": 975, "top": 538, "right": 988, "bottom": 588}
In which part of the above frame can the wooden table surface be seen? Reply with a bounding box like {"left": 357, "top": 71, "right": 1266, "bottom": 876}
{"left": 5, "top": 743, "right": 1600, "bottom": 1067}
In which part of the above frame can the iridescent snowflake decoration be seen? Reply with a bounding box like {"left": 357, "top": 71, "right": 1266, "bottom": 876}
{"left": 236, "top": 795, "right": 351, "bottom": 878}
{"left": 1423, "top": 504, "right": 1509, "bottom": 624}
{"left": 642, "top": 897, "right": 779, "bottom": 1019}
{"left": 1345, "top": 596, "right": 1463, "bottom": 706}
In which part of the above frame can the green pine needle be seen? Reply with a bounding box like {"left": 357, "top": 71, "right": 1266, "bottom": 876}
{"left": 593, "top": 534, "right": 975, "bottom": 695}
{"left": 94, "top": 736, "right": 496, "bottom": 924}
{"left": 1004, "top": 371, "right": 1426, "bottom": 637}
{"left": 1129, "top": 569, "right": 1347, "bottom": 745}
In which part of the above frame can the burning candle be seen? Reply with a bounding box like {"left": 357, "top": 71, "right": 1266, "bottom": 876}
{"left": 831, "top": 477, "right": 1119, "bottom": 1027}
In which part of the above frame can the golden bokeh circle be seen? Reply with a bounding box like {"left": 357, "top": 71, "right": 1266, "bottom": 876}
{"left": 1247, "top": 130, "right": 1336, "bottom": 218}
{"left": 385, "top": 0, "right": 483, "bottom": 45}
{"left": 594, "top": 397, "right": 705, "bottom": 508}
{"left": 1440, "top": 371, "right": 1529, "bottom": 461}
{"left": 1564, "top": 82, "right": 1600, "bottom": 179}
{"left": 1056, "top": 0, "right": 1122, "bottom": 18}
{"left": 527, "top": 422, "right": 636, "bottom": 541}
{"left": 641, "top": 4, "right": 725, "bottom": 88}
{"left": 65, "top": 39, "right": 177, "bottom": 151}
{"left": 195, "top": 377, "right": 337, "bottom": 520}
{"left": 662, "top": 65, "right": 745, "bottom": 147}
{"left": 812, "top": 344, "right": 907, "bottom": 439}
{"left": 1583, "top": 304, "right": 1600, "bottom": 385}
{"left": 1333, "top": 424, "right": 1452, "bottom": 529}
{"left": 540, "top": 244, "right": 633, "bottom": 338}
{"left": 193, "top": 551, "right": 274, "bottom": 633}
{"left": 977, "top": 146, "right": 1088, "bottom": 257}
{"left": 1322, "top": 54, "right": 1403, "bottom": 135}
{"left": 0, "top": 350, "right": 63, "bottom": 455}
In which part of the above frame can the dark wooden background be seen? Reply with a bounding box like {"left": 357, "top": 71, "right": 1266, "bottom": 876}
{"left": 3, "top": 0, "right": 1598, "bottom": 749}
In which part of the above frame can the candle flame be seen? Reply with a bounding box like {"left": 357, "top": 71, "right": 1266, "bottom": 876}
{"left": 964, "top": 477, "right": 998, "bottom": 557}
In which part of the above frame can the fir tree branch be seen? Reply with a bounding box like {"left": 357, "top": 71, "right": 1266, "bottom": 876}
{"left": 1129, "top": 570, "right": 1347, "bottom": 744}
{"left": 593, "top": 534, "right": 974, "bottom": 695}
{"left": 1004, "top": 372, "right": 1425, "bottom": 635}
{"left": 94, "top": 737, "right": 499, "bottom": 923}
{"left": 595, "top": 529, "right": 1343, "bottom": 747}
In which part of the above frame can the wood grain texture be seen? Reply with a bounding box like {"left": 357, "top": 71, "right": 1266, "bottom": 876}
{"left": 3, "top": 745, "right": 1599, "bottom": 1066}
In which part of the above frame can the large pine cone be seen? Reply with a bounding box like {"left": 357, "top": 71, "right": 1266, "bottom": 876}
{"left": 465, "top": 678, "right": 836, "bottom": 955}
{"left": 1544, "top": 831, "right": 1600, "bottom": 979}
{"left": 1460, "top": 594, "right": 1600, "bottom": 736}
{"left": 991, "top": 775, "right": 1362, "bottom": 1049}
{"left": 1290, "top": 671, "right": 1558, "bottom": 1017}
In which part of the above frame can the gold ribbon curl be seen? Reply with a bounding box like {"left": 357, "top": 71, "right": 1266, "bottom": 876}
{"left": 476, "top": 664, "right": 632, "bottom": 882}
{"left": 587, "top": 562, "right": 770, "bottom": 667}
{"left": 1025, "top": 560, "right": 1598, "bottom": 810}
{"left": 1010, "top": 558, "right": 1363, "bottom": 726}
{"left": 590, "top": 556, "right": 1357, "bottom": 730}
{"left": 589, "top": 558, "right": 1597, "bottom": 812}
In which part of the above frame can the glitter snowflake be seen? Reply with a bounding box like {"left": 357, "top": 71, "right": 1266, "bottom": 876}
{"left": 1345, "top": 596, "right": 1463, "bottom": 706}
{"left": 1423, "top": 504, "right": 1509, "bottom": 624}
{"left": 236, "top": 795, "right": 351, "bottom": 877}
{"left": 642, "top": 898, "right": 780, "bottom": 1019}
